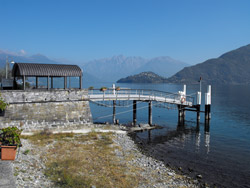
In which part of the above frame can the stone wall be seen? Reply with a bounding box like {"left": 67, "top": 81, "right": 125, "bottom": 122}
{"left": 0, "top": 90, "right": 92, "bottom": 132}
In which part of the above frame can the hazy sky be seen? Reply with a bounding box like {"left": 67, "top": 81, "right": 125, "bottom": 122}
{"left": 1, "top": 0, "right": 250, "bottom": 64}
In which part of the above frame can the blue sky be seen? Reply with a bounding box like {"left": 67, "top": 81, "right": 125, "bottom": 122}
{"left": 0, "top": 0, "right": 250, "bottom": 64}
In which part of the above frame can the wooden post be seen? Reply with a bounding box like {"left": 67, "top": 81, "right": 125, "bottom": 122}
{"left": 178, "top": 105, "right": 182, "bottom": 118}
{"left": 197, "top": 91, "right": 201, "bottom": 121}
{"left": 36, "top": 77, "right": 38, "bottom": 89}
{"left": 178, "top": 104, "right": 184, "bottom": 123}
{"left": 79, "top": 76, "right": 82, "bottom": 89}
{"left": 64, "top": 76, "right": 67, "bottom": 89}
{"left": 205, "top": 104, "right": 211, "bottom": 120}
{"left": 133, "top": 100, "right": 137, "bottom": 125}
{"left": 13, "top": 76, "right": 16, "bottom": 89}
{"left": 205, "top": 119, "right": 210, "bottom": 133}
{"left": 205, "top": 85, "right": 211, "bottom": 120}
{"left": 51, "top": 77, "right": 53, "bottom": 89}
{"left": 148, "top": 101, "right": 152, "bottom": 126}
{"left": 113, "top": 100, "right": 116, "bottom": 124}
{"left": 197, "top": 105, "right": 200, "bottom": 121}
{"left": 47, "top": 76, "right": 49, "bottom": 90}
{"left": 69, "top": 77, "right": 71, "bottom": 89}
{"left": 183, "top": 108, "right": 186, "bottom": 119}
{"left": 23, "top": 75, "right": 25, "bottom": 90}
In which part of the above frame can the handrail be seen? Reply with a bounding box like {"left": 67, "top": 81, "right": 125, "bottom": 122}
{"left": 88, "top": 88, "right": 195, "bottom": 105}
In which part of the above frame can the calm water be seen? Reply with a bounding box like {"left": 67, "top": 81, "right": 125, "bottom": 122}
{"left": 86, "top": 82, "right": 250, "bottom": 188}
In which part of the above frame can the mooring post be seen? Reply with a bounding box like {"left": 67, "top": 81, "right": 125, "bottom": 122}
{"left": 148, "top": 101, "right": 152, "bottom": 126}
{"left": 113, "top": 100, "right": 116, "bottom": 124}
{"left": 205, "top": 119, "right": 210, "bottom": 132}
{"left": 133, "top": 100, "right": 137, "bottom": 125}
{"left": 183, "top": 84, "right": 186, "bottom": 96}
{"left": 197, "top": 91, "right": 201, "bottom": 121}
{"left": 205, "top": 85, "right": 211, "bottom": 120}
{"left": 178, "top": 104, "right": 184, "bottom": 122}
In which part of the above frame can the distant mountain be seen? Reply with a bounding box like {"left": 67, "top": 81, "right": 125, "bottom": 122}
{"left": 167, "top": 44, "right": 250, "bottom": 85}
{"left": 0, "top": 49, "right": 189, "bottom": 83}
{"left": 82, "top": 55, "right": 148, "bottom": 82}
{"left": 117, "top": 71, "right": 168, "bottom": 83}
{"left": 82, "top": 72, "right": 102, "bottom": 83}
{"left": 0, "top": 50, "right": 101, "bottom": 84}
{"left": 83, "top": 55, "right": 188, "bottom": 82}
{"left": 0, "top": 52, "right": 60, "bottom": 67}
{"left": 132, "top": 56, "right": 189, "bottom": 77}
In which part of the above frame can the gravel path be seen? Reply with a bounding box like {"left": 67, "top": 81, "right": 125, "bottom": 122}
{"left": 13, "top": 139, "right": 54, "bottom": 188}
{"left": 0, "top": 161, "right": 16, "bottom": 188}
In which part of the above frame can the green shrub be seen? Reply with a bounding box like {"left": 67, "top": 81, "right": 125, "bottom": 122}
{"left": 0, "top": 92, "right": 8, "bottom": 111}
{"left": 0, "top": 126, "right": 22, "bottom": 146}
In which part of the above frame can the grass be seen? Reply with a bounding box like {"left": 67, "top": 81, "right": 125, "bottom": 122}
{"left": 23, "top": 131, "right": 141, "bottom": 188}
{"left": 23, "top": 149, "right": 30, "bottom": 155}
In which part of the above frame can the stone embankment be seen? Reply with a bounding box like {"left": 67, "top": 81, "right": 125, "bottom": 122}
{"left": 13, "top": 124, "right": 203, "bottom": 188}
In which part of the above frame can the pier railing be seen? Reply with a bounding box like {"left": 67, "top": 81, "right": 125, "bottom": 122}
{"left": 88, "top": 88, "right": 194, "bottom": 106}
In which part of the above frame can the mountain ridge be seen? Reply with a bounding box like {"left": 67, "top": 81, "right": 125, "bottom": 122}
{"left": 0, "top": 49, "right": 188, "bottom": 83}
{"left": 83, "top": 55, "right": 188, "bottom": 82}
{"left": 166, "top": 44, "right": 250, "bottom": 85}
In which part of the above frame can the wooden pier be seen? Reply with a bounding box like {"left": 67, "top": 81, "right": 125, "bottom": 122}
{"left": 88, "top": 84, "right": 212, "bottom": 125}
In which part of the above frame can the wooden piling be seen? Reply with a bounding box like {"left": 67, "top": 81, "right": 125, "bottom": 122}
{"left": 178, "top": 104, "right": 185, "bottom": 122}
{"left": 133, "top": 100, "right": 137, "bottom": 125}
{"left": 64, "top": 76, "right": 67, "bottom": 89}
{"left": 205, "top": 119, "right": 210, "bottom": 133}
{"left": 51, "top": 77, "right": 53, "bottom": 89}
{"left": 205, "top": 85, "right": 211, "bottom": 120}
{"left": 47, "top": 76, "right": 49, "bottom": 90}
{"left": 205, "top": 104, "right": 211, "bottom": 120}
{"left": 178, "top": 105, "right": 186, "bottom": 119}
{"left": 197, "top": 91, "right": 201, "bottom": 121}
{"left": 23, "top": 75, "right": 25, "bottom": 90}
{"left": 113, "top": 100, "right": 116, "bottom": 124}
{"left": 148, "top": 101, "right": 152, "bottom": 126}
{"left": 36, "top": 77, "right": 38, "bottom": 89}
{"left": 196, "top": 105, "right": 200, "bottom": 121}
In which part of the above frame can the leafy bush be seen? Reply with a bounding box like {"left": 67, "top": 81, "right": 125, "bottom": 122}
{"left": 0, "top": 126, "right": 22, "bottom": 146}
{"left": 0, "top": 92, "right": 8, "bottom": 111}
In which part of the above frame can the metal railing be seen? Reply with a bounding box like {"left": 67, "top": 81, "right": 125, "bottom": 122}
{"left": 88, "top": 88, "right": 194, "bottom": 106}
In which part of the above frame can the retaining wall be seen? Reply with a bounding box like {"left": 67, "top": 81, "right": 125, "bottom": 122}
{"left": 0, "top": 90, "right": 92, "bottom": 132}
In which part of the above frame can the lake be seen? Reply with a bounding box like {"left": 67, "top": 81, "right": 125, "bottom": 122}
{"left": 85, "top": 82, "right": 250, "bottom": 188}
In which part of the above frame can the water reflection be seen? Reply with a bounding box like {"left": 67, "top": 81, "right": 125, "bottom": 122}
{"left": 195, "top": 121, "right": 201, "bottom": 152}
{"left": 204, "top": 120, "right": 210, "bottom": 154}
{"left": 133, "top": 119, "right": 211, "bottom": 155}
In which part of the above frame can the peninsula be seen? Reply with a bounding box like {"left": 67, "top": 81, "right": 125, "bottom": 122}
{"left": 117, "top": 71, "right": 168, "bottom": 83}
